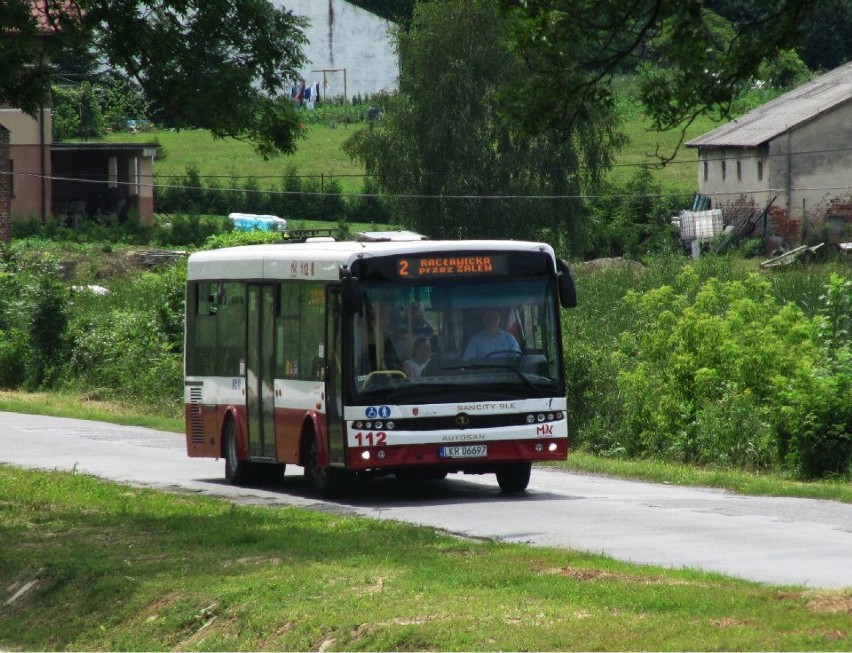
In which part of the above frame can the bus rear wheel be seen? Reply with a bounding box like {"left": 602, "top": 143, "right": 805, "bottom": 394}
{"left": 224, "top": 417, "right": 257, "bottom": 486}
{"left": 496, "top": 462, "right": 531, "bottom": 493}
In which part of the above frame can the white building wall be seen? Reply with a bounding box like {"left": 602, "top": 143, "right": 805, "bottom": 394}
{"left": 781, "top": 105, "right": 852, "bottom": 216}
{"left": 281, "top": 0, "right": 399, "bottom": 100}
{"left": 695, "top": 103, "right": 852, "bottom": 245}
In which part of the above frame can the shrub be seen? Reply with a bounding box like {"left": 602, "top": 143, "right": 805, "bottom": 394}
{"left": 777, "top": 364, "right": 851, "bottom": 478}
{"left": 583, "top": 167, "right": 680, "bottom": 259}
{"left": 152, "top": 163, "right": 389, "bottom": 225}
{"left": 691, "top": 383, "right": 775, "bottom": 470}
{"left": 10, "top": 257, "right": 73, "bottom": 389}
{"left": 562, "top": 337, "right": 624, "bottom": 456}
{"left": 154, "top": 213, "right": 226, "bottom": 247}
{"left": 60, "top": 266, "right": 187, "bottom": 411}
{"left": 776, "top": 274, "right": 851, "bottom": 478}
{"left": 612, "top": 267, "right": 835, "bottom": 473}
{"left": 0, "top": 328, "right": 29, "bottom": 388}
{"left": 63, "top": 308, "right": 182, "bottom": 409}
{"left": 202, "top": 229, "right": 282, "bottom": 250}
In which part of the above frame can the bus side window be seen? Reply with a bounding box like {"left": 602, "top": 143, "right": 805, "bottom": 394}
{"left": 302, "top": 284, "right": 326, "bottom": 379}
{"left": 277, "top": 282, "right": 300, "bottom": 378}
{"left": 188, "top": 281, "right": 220, "bottom": 375}
{"left": 217, "top": 282, "right": 246, "bottom": 375}
{"left": 275, "top": 281, "right": 325, "bottom": 380}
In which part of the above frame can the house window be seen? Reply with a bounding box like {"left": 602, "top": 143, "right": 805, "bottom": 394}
{"left": 736, "top": 161, "right": 742, "bottom": 181}
{"left": 703, "top": 160, "right": 708, "bottom": 181}
{"left": 721, "top": 161, "right": 726, "bottom": 180}
{"left": 757, "top": 161, "right": 763, "bottom": 181}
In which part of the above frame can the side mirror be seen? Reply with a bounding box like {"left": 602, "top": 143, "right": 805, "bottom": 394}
{"left": 556, "top": 259, "right": 577, "bottom": 308}
{"left": 340, "top": 266, "right": 362, "bottom": 313}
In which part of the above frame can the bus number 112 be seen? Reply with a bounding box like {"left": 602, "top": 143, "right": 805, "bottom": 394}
{"left": 354, "top": 432, "right": 387, "bottom": 447}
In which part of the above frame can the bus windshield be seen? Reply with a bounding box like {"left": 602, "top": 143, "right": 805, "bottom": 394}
{"left": 349, "top": 276, "right": 563, "bottom": 403}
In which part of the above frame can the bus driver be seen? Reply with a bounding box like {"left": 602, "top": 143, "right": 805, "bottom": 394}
{"left": 462, "top": 308, "right": 520, "bottom": 361}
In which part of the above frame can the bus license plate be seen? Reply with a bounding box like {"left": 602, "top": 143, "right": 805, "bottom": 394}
{"left": 440, "top": 445, "right": 487, "bottom": 459}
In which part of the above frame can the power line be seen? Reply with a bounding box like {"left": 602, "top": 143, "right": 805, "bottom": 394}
{"left": 6, "top": 168, "right": 852, "bottom": 201}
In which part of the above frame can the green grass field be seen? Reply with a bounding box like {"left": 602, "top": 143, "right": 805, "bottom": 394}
{"left": 100, "top": 108, "right": 722, "bottom": 199}
{"left": 103, "top": 125, "right": 367, "bottom": 193}
{"left": 1, "top": 464, "right": 850, "bottom": 651}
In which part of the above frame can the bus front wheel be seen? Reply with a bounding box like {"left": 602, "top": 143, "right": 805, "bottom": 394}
{"left": 496, "top": 462, "right": 531, "bottom": 493}
{"left": 304, "top": 431, "right": 345, "bottom": 499}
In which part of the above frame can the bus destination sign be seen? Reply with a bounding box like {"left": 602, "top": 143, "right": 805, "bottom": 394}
{"left": 397, "top": 255, "right": 508, "bottom": 278}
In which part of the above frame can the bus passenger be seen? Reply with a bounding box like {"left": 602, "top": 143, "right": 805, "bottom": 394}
{"left": 462, "top": 308, "right": 520, "bottom": 361}
{"left": 409, "top": 301, "right": 435, "bottom": 336}
{"left": 403, "top": 337, "right": 432, "bottom": 379}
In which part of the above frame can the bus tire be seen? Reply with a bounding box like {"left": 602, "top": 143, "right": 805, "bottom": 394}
{"left": 496, "top": 462, "right": 531, "bottom": 493}
{"left": 304, "top": 430, "right": 345, "bottom": 499}
{"left": 224, "top": 417, "right": 257, "bottom": 486}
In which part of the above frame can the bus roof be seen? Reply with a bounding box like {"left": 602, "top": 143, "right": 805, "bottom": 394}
{"left": 186, "top": 239, "right": 557, "bottom": 281}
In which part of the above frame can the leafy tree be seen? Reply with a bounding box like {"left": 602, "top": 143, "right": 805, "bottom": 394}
{"left": 708, "top": 0, "right": 852, "bottom": 71}
{"left": 799, "top": 0, "right": 852, "bottom": 70}
{"left": 0, "top": 0, "right": 308, "bottom": 157}
{"left": 757, "top": 49, "right": 812, "bottom": 91}
{"left": 584, "top": 166, "right": 680, "bottom": 259}
{"left": 51, "top": 80, "right": 104, "bottom": 141}
{"left": 494, "top": 0, "right": 823, "bottom": 146}
{"left": 96, "top": 72, "right": 151, "bottom": 132}
{"left": 343, "top": 0, "right": 624, "bottom": 251}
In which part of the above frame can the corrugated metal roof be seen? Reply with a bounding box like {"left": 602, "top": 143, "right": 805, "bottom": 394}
{"left": 686, "top": 60, "right": 852, "bottom": 148}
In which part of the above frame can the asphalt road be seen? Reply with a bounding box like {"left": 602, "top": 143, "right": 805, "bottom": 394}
{"left": 2, "top": 411, "right": 851, "bottom": 589}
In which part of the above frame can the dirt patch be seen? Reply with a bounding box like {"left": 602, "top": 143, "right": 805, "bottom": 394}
{"left": 9, "top": 246, "right": 185, "bottom": 283}
{"left": 807, "top": 591, "right": 852, "bottom": 614}
{"left": 572, "top": 257, "right": 646, "bottom": 274}
{"left": 536, "top": 563, "right": 711, "bottom": 587}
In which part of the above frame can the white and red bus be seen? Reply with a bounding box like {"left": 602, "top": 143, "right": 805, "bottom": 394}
{"left": 184, "top": 232, "right": 577, "bottom": 496}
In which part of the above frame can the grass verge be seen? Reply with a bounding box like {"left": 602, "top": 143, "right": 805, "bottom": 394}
{"left": 553, "top": 453, "right": 852, "bottom": 503}
{"left": 1, "top": 465, "right": 850, "bottom": 651}
{"left": 0, "top": 391, "right": 183, "bottom": 433}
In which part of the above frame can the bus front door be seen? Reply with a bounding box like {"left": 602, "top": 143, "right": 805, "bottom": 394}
{"left": 246, "top": 284, "right": 276, "bottom": 460}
